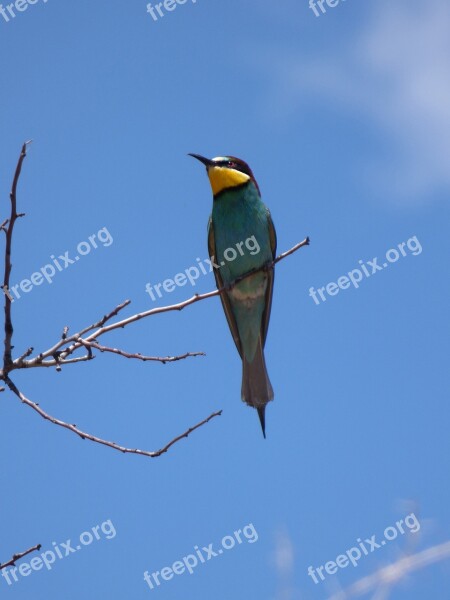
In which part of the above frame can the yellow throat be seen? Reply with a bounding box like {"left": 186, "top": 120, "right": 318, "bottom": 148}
{"left": 207, "top": 166, "right": 250, "bottom": 196}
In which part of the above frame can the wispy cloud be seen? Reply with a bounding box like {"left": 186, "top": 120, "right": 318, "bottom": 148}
{"left": 271, "top": 527, "right": 296, "bottom": 600}
{"left": 252, "top": 0, "right": 450, "bottom": 203}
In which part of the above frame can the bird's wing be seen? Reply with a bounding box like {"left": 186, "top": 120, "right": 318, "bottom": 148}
{"left": 207, "top": 217, "right": 243, "bottom": 358}
{"left": 261, "top": 209, "right": 277, "bottom": 347}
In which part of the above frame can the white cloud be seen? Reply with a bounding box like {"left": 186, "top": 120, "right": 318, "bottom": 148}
{"left": 254, "top": 0, "right": 450, "bottom": 203}
{"left": 271, "top": 527, "right": 297, "bottom": 600}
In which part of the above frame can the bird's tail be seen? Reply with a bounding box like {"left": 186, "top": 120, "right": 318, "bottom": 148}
{"left": 241, "top": 339, "right": 274, "bottom": 438}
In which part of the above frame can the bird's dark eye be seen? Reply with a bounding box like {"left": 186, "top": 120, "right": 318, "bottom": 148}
{"left": 228, "top": 161, "right": 237, "bottom": 168}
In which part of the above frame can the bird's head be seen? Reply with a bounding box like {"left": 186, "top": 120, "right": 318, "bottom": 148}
{"left": 189, "top": 154, "right": 260, "bottom": 197}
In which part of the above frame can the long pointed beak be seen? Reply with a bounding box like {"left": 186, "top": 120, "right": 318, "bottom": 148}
{"left": 188, "top": 153, "right": 215, "bottom": 168}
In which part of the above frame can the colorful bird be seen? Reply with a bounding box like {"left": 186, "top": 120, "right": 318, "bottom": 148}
{"left": 189, "top": 154, "right": 277, "bottom": 437}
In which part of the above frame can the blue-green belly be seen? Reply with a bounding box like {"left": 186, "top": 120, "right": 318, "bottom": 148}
{"left": 211, "top": 183, "right": 272, "bottom": 361}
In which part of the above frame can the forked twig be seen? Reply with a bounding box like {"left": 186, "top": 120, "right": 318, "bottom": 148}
{"left": 5, "top": 376, "right": 222, "bottom": 458}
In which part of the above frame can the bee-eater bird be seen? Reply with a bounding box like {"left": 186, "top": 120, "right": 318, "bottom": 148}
{"left": 189, "top": 154, "right": 277, "bottom": 437}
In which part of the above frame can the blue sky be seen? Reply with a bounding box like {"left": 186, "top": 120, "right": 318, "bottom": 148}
{"left": 0, "top": 1, "right": 449, "bottom": 599}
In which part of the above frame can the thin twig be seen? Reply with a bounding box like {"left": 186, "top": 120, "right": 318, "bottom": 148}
{"left": 15, "top": 346, "right": 33, "bottom": 368}
{"left": 0, "top": 544, "right": 41, "bottom": 570}
{"left": 155, "top": 409, "right": 223, "bottom": 455}
{"left": 3, "top": 142, "right": 31, "bottom": 370}
{"left": 274, "top": 236, "right": 310, "bottom": 265}
{"left": 79, "top": 340, "right": 206, "bottom": 364}
{"left": 5, "top": 376, "right": 222, "bottom": 458}
{"left": 26, "top": 299, "right": 131, "bottom": 366}
{"left": 17, "top": 354, "right": 95, "bottom": 369}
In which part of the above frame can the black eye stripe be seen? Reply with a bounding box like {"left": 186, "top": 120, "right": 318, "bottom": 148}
{"left": 217, "top": 161, "right": 251, "bottom": 176}
{"left": 212, "top": 158, "right": 253, "bottom": 178}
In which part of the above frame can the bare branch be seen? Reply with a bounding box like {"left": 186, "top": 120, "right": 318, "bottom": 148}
{"left": 3, "top": 141, "right": 31, "bottom": 370}
{"left": 79, "top": 340, "right": 206, "bottom": 364}
{"left": 84, "top": 237, "right": 310, "bottom": 342}
{"left": 21, "top": 354, "right": 95, "bottom": 370}
{"left": 16, "top": 237, "right": 310, "bottom": 372}
{"left": 24, "top": 299, "right": 131, "bottom": 367}
{"left": 154, "top": 409, "right": 223, "bottom": 455}
{"left": 0, "top": 543, "right": 41, "bottom": 570}
{"left": 5, "top": 376, "right": 222, "bottom": 458}
{"left": 15, "top": 346, "right": 34, "bottom": 368}
{"left": 274, "top": 236, "right": 311, "bottom": 265}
